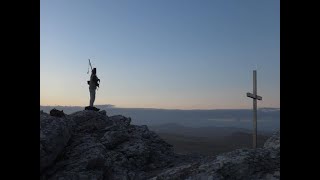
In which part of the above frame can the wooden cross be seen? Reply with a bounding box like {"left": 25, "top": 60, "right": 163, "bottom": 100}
{"left": 246, "top": 70, "right": 262, "bottom": 148}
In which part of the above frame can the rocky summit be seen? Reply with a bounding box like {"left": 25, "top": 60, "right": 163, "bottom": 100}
{"left": 40, "top": 110, "right": 177, "bottom": 180}
{"left": 40, "top": 110, "right": 280, "bottom": 180}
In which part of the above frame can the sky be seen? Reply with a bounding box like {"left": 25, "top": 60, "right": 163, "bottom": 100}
{"left": 40, "top": 0, "right": 280, "bottom": 109}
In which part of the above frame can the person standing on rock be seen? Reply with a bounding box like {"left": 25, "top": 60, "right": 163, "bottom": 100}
{"left": 88, "top": 68, "right": 100, "bottom": 107}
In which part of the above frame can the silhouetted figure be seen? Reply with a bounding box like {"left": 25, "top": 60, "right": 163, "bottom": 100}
{"left": 88, "top": 68, "right": 100, "bottom": 108}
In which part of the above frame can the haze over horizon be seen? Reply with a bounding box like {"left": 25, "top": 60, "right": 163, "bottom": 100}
{"left": 40, "top": 104, "right": 280, "bottom": 111}
{"left": 41, "top": 0, "right": 280, "bottom": 109}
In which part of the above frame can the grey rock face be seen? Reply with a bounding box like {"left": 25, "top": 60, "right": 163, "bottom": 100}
{"left": 40, "top": 110, "right": 176, "bottom": 180}
{"left": 150, "top": 130, "right": 280, "bottom": 180}
{"left": 40, "top": 112, "right": 74, "bottom": 174}
{"left": 263, "top": 130, "right": 280, "bottom": 150}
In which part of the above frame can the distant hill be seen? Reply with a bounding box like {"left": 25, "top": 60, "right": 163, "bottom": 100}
{"left": 149, "top": 123, "right": 272, "bottom": 137}
{"left": 149, "top": 123, "right": 251, "bottom": 138}
{"left": 157, "top": 131, "right": 270, "bottom": 156}
{"left": 148, "top": 123, "right": 271, "bottom": 156}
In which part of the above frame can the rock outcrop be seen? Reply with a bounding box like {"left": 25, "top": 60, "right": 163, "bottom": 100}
{"left": 150, "top": 130, "right": 280, "bottom": 180}
{"left": 40, "top": 109, "right": 280, "bottom": 180}
{"left": 40, "top": 111, "right": 75, "bottom": 173}
{"left": 40, "top": 110, "right": 176, "bottom": 180}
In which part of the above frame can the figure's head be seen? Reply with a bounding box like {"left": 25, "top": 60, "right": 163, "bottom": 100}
{"left": 92, "top": 68, "right": 97, "bottom": 74}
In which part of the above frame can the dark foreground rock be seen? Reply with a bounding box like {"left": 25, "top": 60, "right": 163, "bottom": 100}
{"left": 40, "top": 111, "right": 74, "bottom": 173}
{"left": 40, "top": 110, "right": 176, "bottom": 180}
{"left": 40, "top": 109, "right": 280, "bottom": 180}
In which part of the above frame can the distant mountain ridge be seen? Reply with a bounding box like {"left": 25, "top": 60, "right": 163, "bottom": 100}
{"left": 40, "top": 105, "right": 280, "bottom": 132}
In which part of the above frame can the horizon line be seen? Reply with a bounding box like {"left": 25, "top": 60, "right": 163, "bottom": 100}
{"left": 40, "top": 104, "right": 280, "bottom": 111}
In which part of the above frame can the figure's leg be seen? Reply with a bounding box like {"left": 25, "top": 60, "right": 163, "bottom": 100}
{"left": 92, "top": 90, "right": 96, "bottom": 106}
{"left": 90, "top": 89, "right": 94, "bottom": 107}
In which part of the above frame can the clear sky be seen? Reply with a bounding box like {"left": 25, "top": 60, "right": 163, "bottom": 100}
{"left": 40, "top": 0, "right": 280, "bottom": 109}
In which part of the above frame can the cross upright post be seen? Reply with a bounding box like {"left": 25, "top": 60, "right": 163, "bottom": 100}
{"left": 246, "top": 70, "right": 262, "bottom": 148}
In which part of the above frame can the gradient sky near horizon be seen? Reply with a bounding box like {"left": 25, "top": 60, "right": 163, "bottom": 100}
{"left": 40, "top": 0, "right": 280, "bottom": 109}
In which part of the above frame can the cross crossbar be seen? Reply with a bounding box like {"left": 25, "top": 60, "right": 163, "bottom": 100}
{"left": 247, "top": 93, "right": 262, "bottom": 100}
